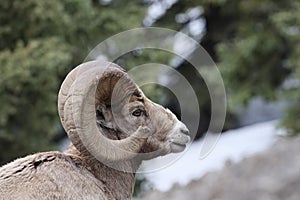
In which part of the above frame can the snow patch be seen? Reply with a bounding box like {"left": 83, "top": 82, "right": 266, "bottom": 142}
{"left": 143, "top": 120, "right": 283, "bottom": 191}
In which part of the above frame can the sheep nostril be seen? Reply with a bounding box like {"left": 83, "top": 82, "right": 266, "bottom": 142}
{"left": 180, "top": 128, "right": 189, "bottom": 135}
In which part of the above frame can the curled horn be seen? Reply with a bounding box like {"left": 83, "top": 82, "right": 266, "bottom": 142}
{"left": 58, "top": 60, "right": 147, "bottom": 162}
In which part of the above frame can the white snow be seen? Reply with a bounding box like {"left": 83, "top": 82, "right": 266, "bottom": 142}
{"left": 141, "top": 120, "right": 284, "bottom": 191}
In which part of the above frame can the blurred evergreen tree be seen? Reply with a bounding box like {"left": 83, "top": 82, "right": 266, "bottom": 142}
{"left": 0, "top": 0, "right": 148, "bottom": 165}
{"left": 150, "top": 0, "right": 300, "bottom": 135}
{"left": 0, "top": 38, "right": 71, "bottom": 163}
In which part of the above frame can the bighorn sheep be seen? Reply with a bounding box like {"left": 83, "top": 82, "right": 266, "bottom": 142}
{"left": 0, "top": 60, "right": 190, "bottom": 200}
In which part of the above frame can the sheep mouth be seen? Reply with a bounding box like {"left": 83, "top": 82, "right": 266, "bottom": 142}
{"left": 167, "top": 131, "right": 190, "bottom": 146}
{"left": 170, "top": 142, "right": 187, "bottom": 153}
{"left": 171, "top": 141, "right": 186, "bottom": 147}
{"left": 167, "top": 127, "right": 190, "bottom": 153}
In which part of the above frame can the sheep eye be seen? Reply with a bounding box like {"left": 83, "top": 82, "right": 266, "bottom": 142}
{"left": 132, "top": 109, "right": 143, "bottom": 117}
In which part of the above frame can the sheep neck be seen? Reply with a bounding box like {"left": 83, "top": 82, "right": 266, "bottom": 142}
{"left": 65, "top": 144, "right": 141, "bottom": 200}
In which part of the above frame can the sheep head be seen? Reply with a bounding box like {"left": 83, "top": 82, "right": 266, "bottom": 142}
{"left": 58, "top": 61, "right": 190, "bottom": 167}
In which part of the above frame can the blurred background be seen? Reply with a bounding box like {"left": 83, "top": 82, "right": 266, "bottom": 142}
{"left": 0, "top": 0, "right": 299, "bottom": 199}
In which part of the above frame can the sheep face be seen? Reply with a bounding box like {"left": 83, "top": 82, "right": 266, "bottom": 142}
{"left": 58, "top": 61, "right": 190, "bottom": 164}
{"left": 98, "top": 87, "right": 190, "bottom": 157}
{"left": 141, "top": 100, "right": 190, "bottom": 155}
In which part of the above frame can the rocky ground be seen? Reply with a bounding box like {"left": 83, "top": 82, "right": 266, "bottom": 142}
{"left": 139, "top": 136, "right": 300, "bottom": 200}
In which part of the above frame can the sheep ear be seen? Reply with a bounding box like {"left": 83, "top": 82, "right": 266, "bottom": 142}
{"left": 96, "top": 106, "right": 115, "bottom": 130}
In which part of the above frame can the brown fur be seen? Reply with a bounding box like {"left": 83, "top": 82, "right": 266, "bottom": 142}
{"left": 0, "top": 146, "right": 140, "bottom": 200}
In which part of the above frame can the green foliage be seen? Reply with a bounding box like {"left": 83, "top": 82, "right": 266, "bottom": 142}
{"left": 0, "top": 0, "right": 149, "bottom": 165}
{"left": 132, "top": 174, "right": 149, "bottom": 197}
{"left": 215, "top": 0, "right": 300, "bottom": 134}
{"left": 0, "top": 1, "right": 92, "bottom": 50}
{"left": 153, "top": 0, "right": 300, "bottom": 135}
{"left": 217, "top": 0, "right": 292, "bottom": 102}
{"left": 282, "top": 100, "right": 300, "bottom": 136}
{"left": 0, "top": 0, "right": 93, "bottom": 165}
{"left": 0, "top": 38, "right": 71, "bottom": 163}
